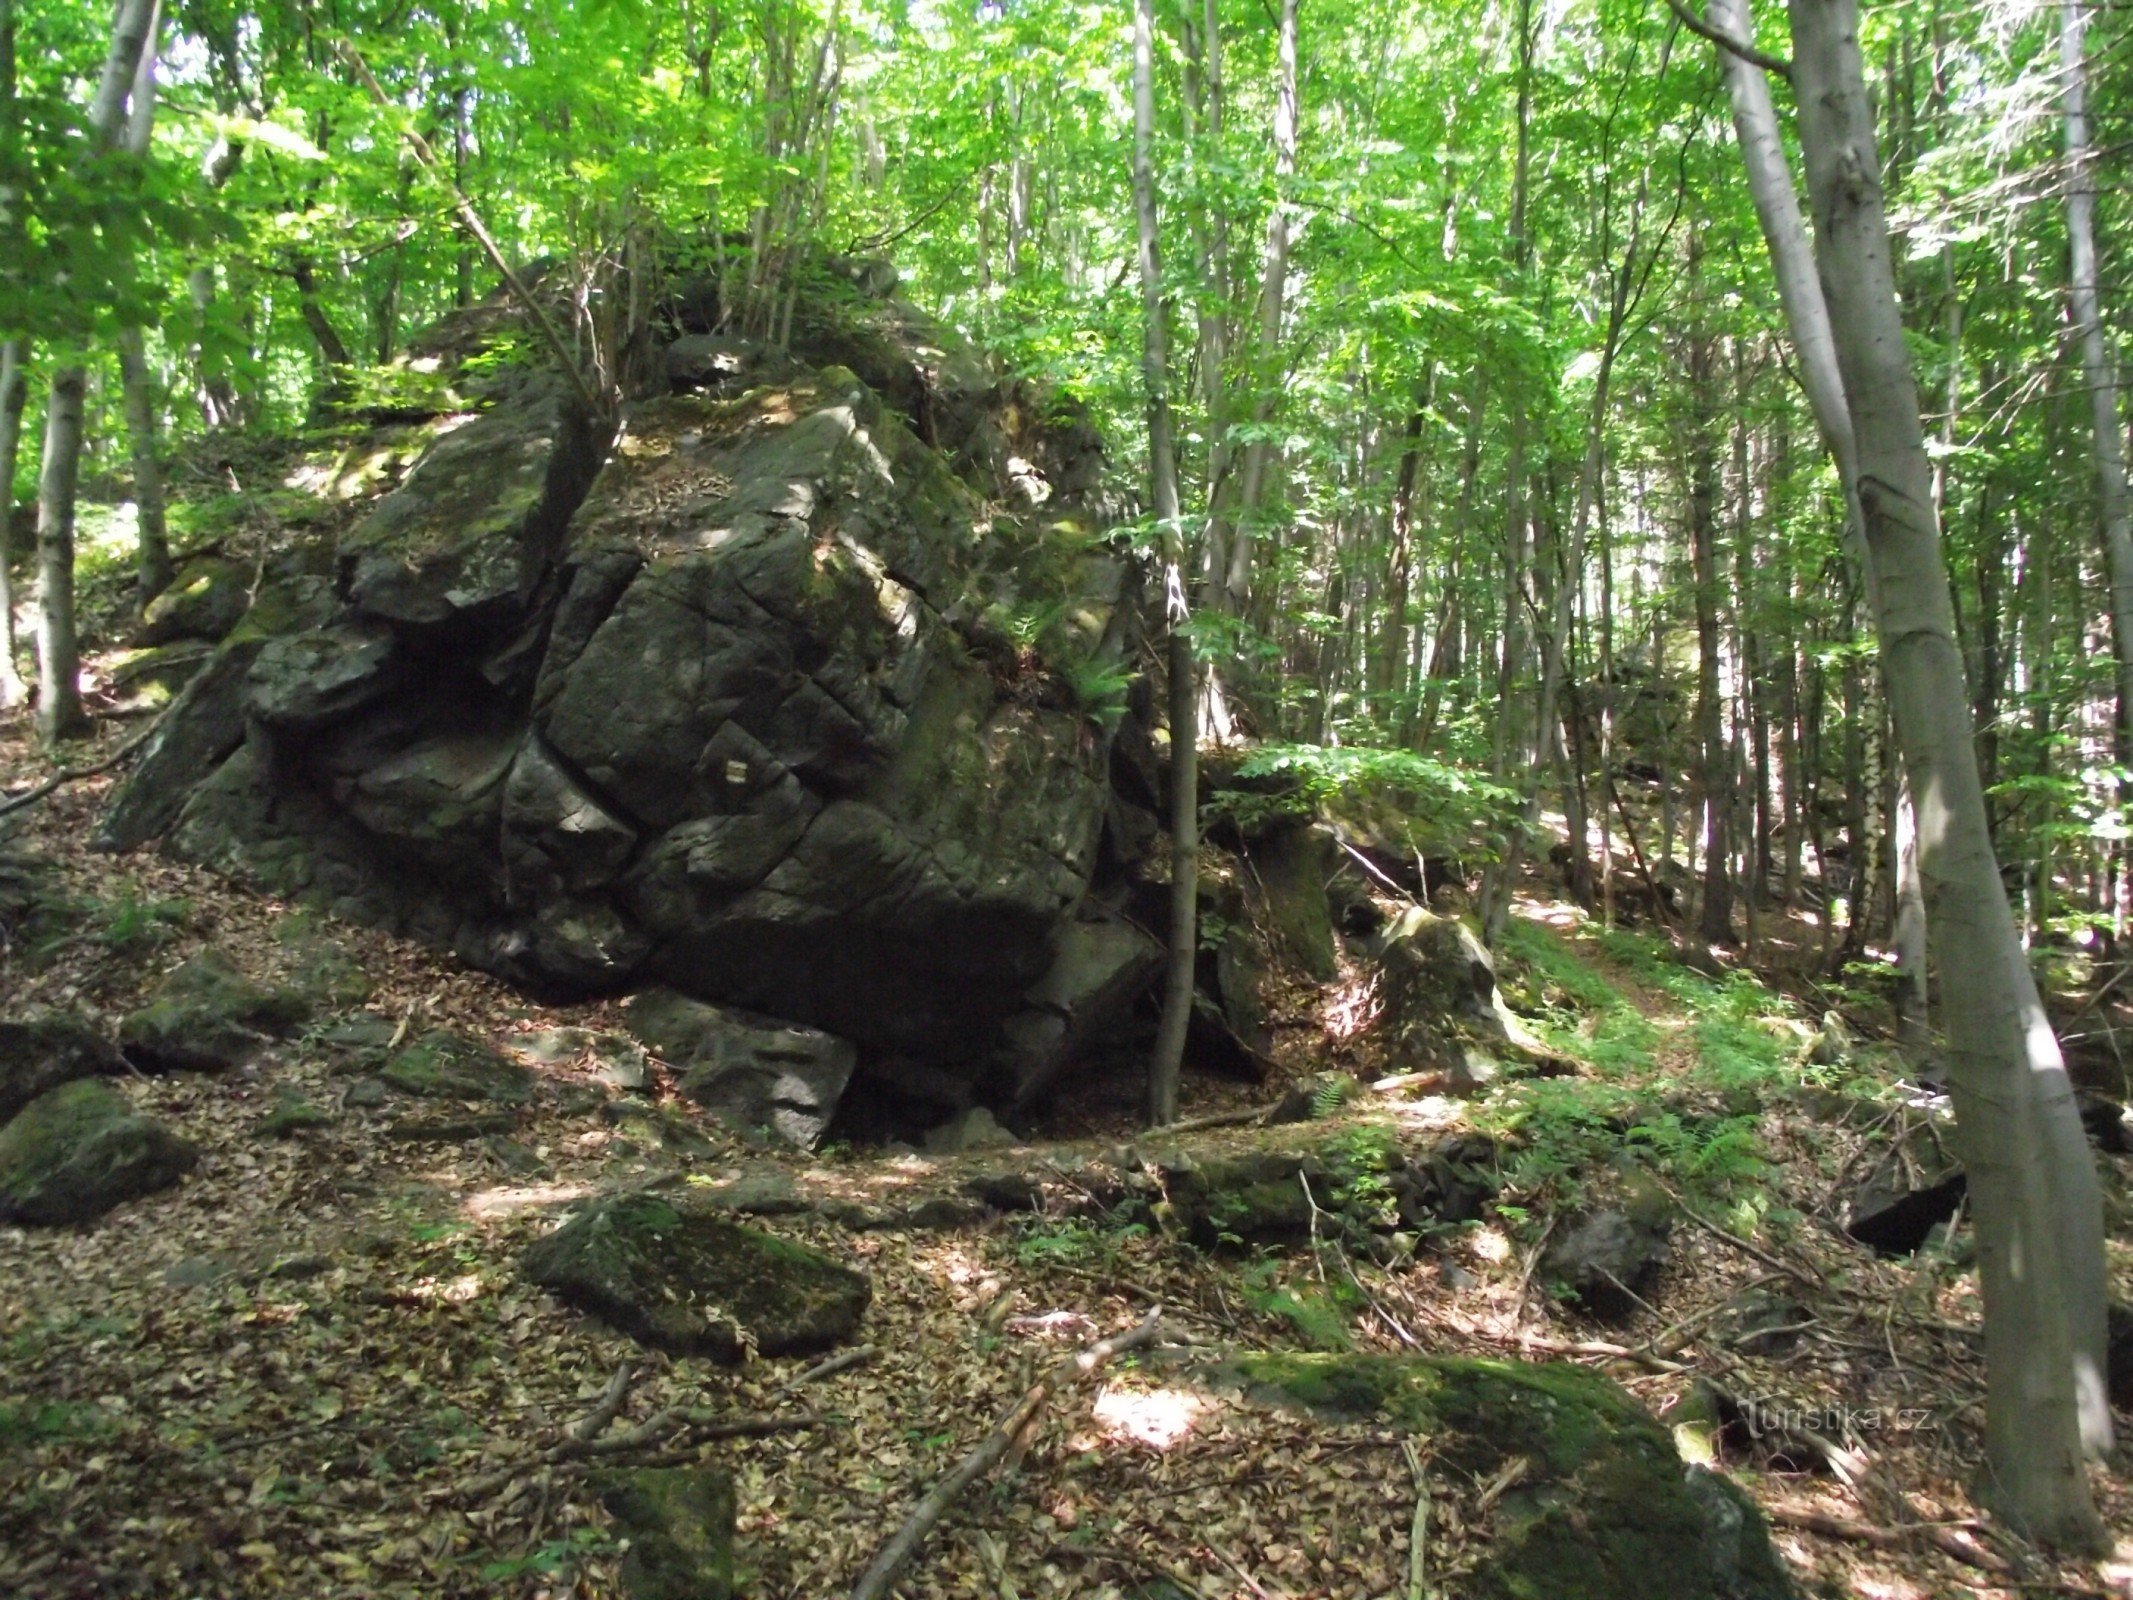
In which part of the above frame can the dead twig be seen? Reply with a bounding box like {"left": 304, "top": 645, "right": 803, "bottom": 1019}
{"left": 848, "top": 1309, "right": 1165, "bottom": 1600}
{"left": 459, "top": 1409, "right": 830, "bottom": 1501}
{"left": 0, "top": 710, "right": 169, "bottom": 822}
{"left": 1403, "top": 1439, "right": 1431, "bottom": 1600}
{"left": 770, "top": 1344, "right": 874, "bottom": 1402}
{"left": 570, "top": 1363, "right": 638, "bottom": 1443}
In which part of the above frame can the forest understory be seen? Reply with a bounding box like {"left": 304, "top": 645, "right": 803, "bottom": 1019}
{"left": 4, "top": 691, "right": 2131, "bottom": 1600}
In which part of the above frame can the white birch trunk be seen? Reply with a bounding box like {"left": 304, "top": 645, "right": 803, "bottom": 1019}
{"left": 1132, "top": 0, "right": 1197, "bottom": 1126}
{"left": 1783, "top": 0, "right": 2110, "bottom": 1545}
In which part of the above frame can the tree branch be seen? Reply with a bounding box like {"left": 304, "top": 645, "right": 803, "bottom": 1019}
{"left": 1664, "top": 0, "right": 1793, "bottom": 80}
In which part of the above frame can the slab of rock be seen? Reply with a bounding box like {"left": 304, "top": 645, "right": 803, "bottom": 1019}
{"left": 0, "top": 1080, "right": 198, "bottom": 1225}
{"left": 119, "top": 952, "right": 316, "bottom": 1072}
{"left": 523, "top": 1190, "right": 870, "bottom": 1359}
{"left": 998, "top": 915, "right": 1162, "bottom": 1108}
{"left": 1203, "top": 1352, "right": 1795, "bottom": 1600}
{"left": 627, "top": 989, "right": 855, "bottom": 1148}
{"left": 379, "top": 1031, "right": 533, "bottom": 1103}
{"left": 0, "top": 1016, "right": 127, "bottom": 1125}
{"left": 597, "top": 1467, "right": 734, "bottom": 1600}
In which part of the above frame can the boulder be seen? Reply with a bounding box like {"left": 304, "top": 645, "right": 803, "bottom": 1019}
{"left": 0, "top": 1080, "right": 199, "bottom": 1225}
{"left": 137, "top": 556, "right": 251, "bottom": 646}
{"left": 597, "top": 1467, "right": 735, "bottom": 1600}
{"left": 1542, "top": 1176, "right": 1675, "bottom": 1313}
{"left": 997, "top": 914, "right": 1162, "bottom": 1107}
{"left": 0, "top": 1016, "right": 127, "bottom": 1125}
{"left": 1203, "top": 1352, "right": 1794, "bottom": 1600}
{"left": 119, "top": 952, "right": 316, "bottom": 1072}
{"left": 107, "top": 640, "right": 215, "bottom": 704}
{"left": 1373, "top": 905, "right": 1520, "bottom": 1085}
{"left": 523, "top": 1190, "right": 870, "bottom": 1359}
{"left": 116, "top": 287, "right": 1125, "bottom": 1109}
{"left": 627, "top": 989, "right": 856, "bottom": 1148}
{"left": 1844, "top": 1123, "right": 1965, "bottom": 1255}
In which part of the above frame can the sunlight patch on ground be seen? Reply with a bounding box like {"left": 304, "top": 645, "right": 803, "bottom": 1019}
{"left": 1385, "top": 1095, "right": 1466, "bottom": 1132}
{"left": 1467, "top": 1224, "right": 1513, "bottom": 1265}
{"left": 461, "top": 1181, "right": 591, "bottom": 1222}
{"left": 1087, "top": 1384, "right": 1209, "bottom": 1451}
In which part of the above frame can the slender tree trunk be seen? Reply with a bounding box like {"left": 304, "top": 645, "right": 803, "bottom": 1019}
{"left": 34, "top": 367, "right": 91, "bottom": 744}
{"left": 114, "top": 2, "right": 169, "bottom": 607}
{"left": 1686, "top": 255, "right": 1732, "bottom": 944}
{"left": 1781, "top": 0, "right": 2110, "bottom": 1543}
{"left": 1217, "top": 0, "right": 1299, "bottom": 612}
{"left": 33, "top": 0, "right": 159, "bottom": 745}
{"left": 115, "top": 327, "right": 171, "bottom": 605}
{"left": 1133, "top": 0, "right": 1196, "bottom": 1127}
{"left": 0, "top": 338, "right": 26, "bottom": 708}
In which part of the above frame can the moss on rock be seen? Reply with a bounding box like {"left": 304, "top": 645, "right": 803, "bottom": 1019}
{"left": 119, "top": 952, "right": 317, "bottom": 1072}
{"left": 523, "top": 1190, "right": 870, "bottom": 1359}
{"left": 1205, "top": 1352, "right": 1793, "bottom": 1600}
{"left": 380, "top": 1031, "right": 532, "bottom": 1103}
{"left": 0, "top": 1080, "right": 199, "bottom": 1225}
{"left": 596, "top": 1466, "right": 735, "bottom": 1600}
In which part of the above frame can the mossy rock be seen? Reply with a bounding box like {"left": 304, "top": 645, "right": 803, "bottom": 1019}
{"left": 137, "top": 556, "right": 251, "bottom": 646}
{"left": 523, "top": 1191, "right": 870, "bottom": 1359}
{"left": 1202, "top": 1352, "right": 1794, "bottom": 1600}
{"left": 0, "top": 1080, "right": 199, "bottom": 1225}
{"left": 379, "top": 1031, "right": 532, "bottom": 1103}
{"left": 275, "top": 909, "right": 375, "bottom": 1009}
{"left": 256, "top": 1093, "right": 335, "bottom": 1139}
{"left": 0, "top": 1016, "right": 127, "bottom": 1125}
{"left": 119, "top": 952, "right": 317, "bottom": 1072}
{"left": 596, "top": 1467, "right": 735, "bottom": 1600}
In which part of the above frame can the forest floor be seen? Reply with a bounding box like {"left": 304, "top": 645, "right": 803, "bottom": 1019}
{"left": 3, "top": 711, "right": 2133, "bottom": 1600}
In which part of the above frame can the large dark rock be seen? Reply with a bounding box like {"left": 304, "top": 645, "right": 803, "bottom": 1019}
{"left": 1204, "top": 1352, "right": 1794, "bottom": 1600}
{"left": 0, "top": 1016, "right": 127, "bottom": 1125}
{"left": 0, "top": 1080, "right": 199, "bottom": 1224}
{"left": 625, "top": 988, "right": 855, "bottom": 1148}
{"left": 523, "top": 1190, "right": 870, "bottom": 1359}
{"left": 1543, "top": 1175, "right": 1676, "bottom": 1313}
{"left": 119, "top": 952, "right": 317, "bottom": 1072}
{"left": 114, "top": 284, "right": 1124, "bottom": 1106}
{"left": 997, "top": 913, "right": 1162, "bottom": 1108}
{"left": 1844, "top": 1124, "right": 1965, "bottom": 1255}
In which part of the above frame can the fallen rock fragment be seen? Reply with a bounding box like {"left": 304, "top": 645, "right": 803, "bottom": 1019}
{"left": 523, "top": 1190, "right": 870, "bottom": 1359}
{"left": 597, "top": 1467, "right": 735, "bottom": 1600}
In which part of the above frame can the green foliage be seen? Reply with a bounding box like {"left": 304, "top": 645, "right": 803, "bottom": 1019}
{"left": 476, "top": 1528, "right": 615, "bottom": 1582}
{"left": 0, "top": 1400, "right": 110, "bottom": 1450}
{"left": 1010, "top": 1216, "right": 1147, "bottom": 1269}
{"left": 1208, "top": 743, "right": 1519, "bottom": 860}
{"left": 90, "top": 884, "right": 192, "bottom": 956}
{"left": 1240, "top": 1260, "right": 1358, "bottom": 1351}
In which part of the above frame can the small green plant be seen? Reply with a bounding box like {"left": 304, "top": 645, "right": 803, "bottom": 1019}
{"left": 1060, "top": 655, "right": 1133, "bottom": 729}
{"left": 1010, "top": 1216, "right": 1145, "bottom": 1268}
{"left": 476, "top": 1527, "right": 615, "bottom": 1582}
{"left": 1240, "top": 1260, "right": 1357, "bottom": 1350}
{"left": 93, "top": 885, "right": 192, "bottom": 955}
{"left": 0, "top": 1400, "right": 110, "bottom": 1449}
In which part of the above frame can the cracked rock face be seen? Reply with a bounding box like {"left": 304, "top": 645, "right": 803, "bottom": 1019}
{"left": 116, "top": 291, "right": 1125, "bottom": 1104}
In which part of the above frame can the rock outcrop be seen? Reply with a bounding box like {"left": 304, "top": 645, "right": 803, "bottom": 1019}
{"left": 104, "top": 270, "right": 1130, "bottom": 1118}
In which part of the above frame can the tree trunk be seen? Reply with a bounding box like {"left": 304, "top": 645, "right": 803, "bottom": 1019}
{"left": 34, "top": 366, "right": 91, "bottom": 744}
{"left": 1132, "top": 0, "right": 1197, "bottom": 1128}
{"left": 33, "top": 0, "right": 159, "bottom": 745}
{"left": 1782, "top": 0, "right": 2110, "bottom": 1543}
{"left": 1215, "top": 0, "right": 1299, "bottom": 613}
{"left": 114, "top": 1, "right": 169, "bottom": 607}
{"left": 1686, "top": 250, "right": 1731, "bottom": 945}
{"left": 116, "top": 327, "right": 172, "bottom": 605}
{"left": 0, "top": 338, "right": 26, "bottom": 708}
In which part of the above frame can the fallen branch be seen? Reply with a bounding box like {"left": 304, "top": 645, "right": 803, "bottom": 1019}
{"left": 849, "top": 1309, "right": 1165, "bottom": 1600}
{"left": 459, "top": 1409, "right": 830, "bottom": 1501}
{"left": 770, "top": 1344, "right": 874, "bottom": 1402}
{"left": 1402, "top": 1439, "right": 1430, "bottom": 1600}
{"left": 1157, "top": 1102, "right": 1282, "bottom": 1135}
{"left": 0, "top": 711, "right": 168, "bottom": 822}
{"left": 1764, "top": 1506, "right": 2009, "bottom": 1574}
{"left": 570, "top": 1363, "right": 638, "bottom": 1443}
